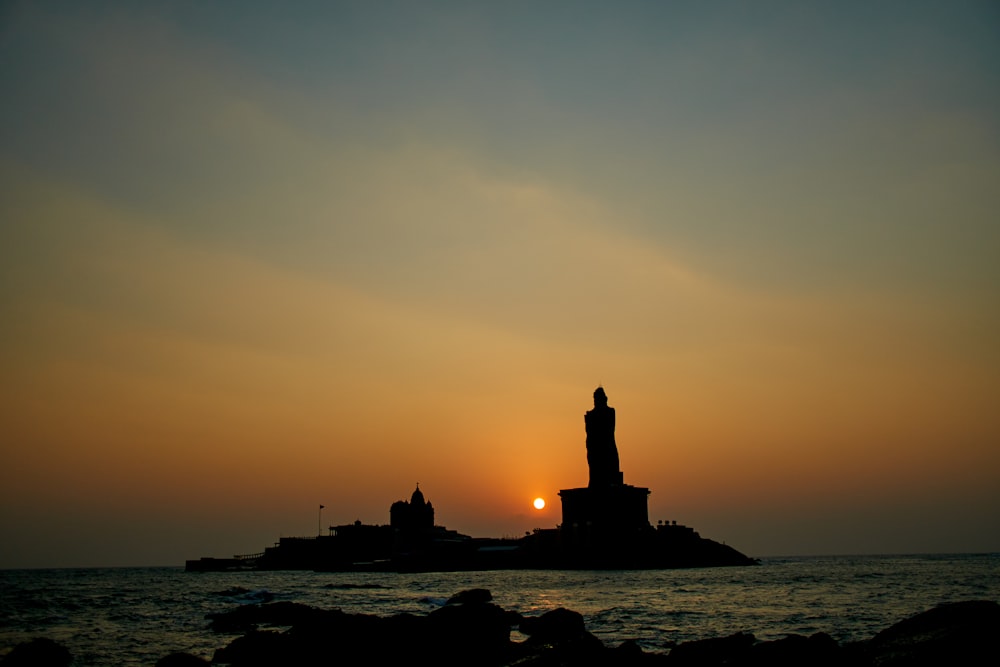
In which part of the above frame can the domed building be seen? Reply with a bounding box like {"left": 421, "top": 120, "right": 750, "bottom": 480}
{"left": 390, "top": 484, "right": 435, "bottom": 532}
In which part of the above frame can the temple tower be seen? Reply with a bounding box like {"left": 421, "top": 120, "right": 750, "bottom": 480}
{"left": 390, "top": 484, "right": 435, "bottom": 531}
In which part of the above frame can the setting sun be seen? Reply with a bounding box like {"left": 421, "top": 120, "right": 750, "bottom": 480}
{"left": 533, "top": 497, "right": 546, "bottom": 510}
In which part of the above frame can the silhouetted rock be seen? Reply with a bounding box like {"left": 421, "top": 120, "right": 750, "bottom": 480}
{"left": 155, "top": 652, "right": 210, "bottom": 667}
{"left": 745, "top": 632, "right": 843, "bottom": 666}
{"left": 614, "top": 638, "right": 645, "bottom": 658}
{"left": 865, "top": 599, "right": 1000, "bottom": 667}
{"left": 428, "top": 601, "right": 518, "bottom": 663}
{"left": 608, "top": 638, "right": 670, "bottom": 666}
{"left": 446, "top": 587, "right": 493, "bottom": 605}
{"left": 515, "top": 607, "right": 609, "bottom": 666}
{"left": 211, "top": 630, "right": 292, "bottom": 666}
{"left": 520, "top": 607, "right": 588, "bottom": 644}
{"left": 665, "top": 631, "right": 755, "bottom": 665}
{"left": 1, "top": 638, "right": 73, "bottom": 667}
{"left": 164, "top": 593, "right": 1000, "bottom": 667}
{"left": 205, "top": 589, "right": 522, "bottom": 666}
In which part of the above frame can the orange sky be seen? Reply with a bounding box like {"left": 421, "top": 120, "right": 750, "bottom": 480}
{"left": 1, "top": 2, "right": 998, "bottom": 567}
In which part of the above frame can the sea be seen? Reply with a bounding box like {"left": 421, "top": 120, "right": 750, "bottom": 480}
{"left": 1, "top": 554, "right": 997, "bottom": 665}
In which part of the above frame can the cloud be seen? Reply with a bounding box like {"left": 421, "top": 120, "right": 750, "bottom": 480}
{"left": 2, "top": 3, "right": 999, "bottom": 564}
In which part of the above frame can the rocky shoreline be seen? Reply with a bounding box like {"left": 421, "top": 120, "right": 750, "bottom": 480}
{"left": 3, "top": 591, "right": 997, "bottom": 666}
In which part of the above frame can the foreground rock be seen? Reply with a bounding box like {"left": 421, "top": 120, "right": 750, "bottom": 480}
{"left": 195, "top": 596, "right": 1000, "bottom": 666}
{"left": 0, "top": 638, "right": 73, "bottom": 667}
{"left": 655, "top": 599, "right": 1000, "bottom": 667}
{"left": 6, "top": 595, "right": 996, "bottom": 666}
{"left": 207, "top": 591, "right": 523, "bottom": 666}
{"left": 663, "top": 630, "right": 850, "bottom": 666}
{"left": 204, "top": 589, "right": 641, "bottom": 667}
{"left": 864, "top": 599, "right": 1000, "bottom": 666}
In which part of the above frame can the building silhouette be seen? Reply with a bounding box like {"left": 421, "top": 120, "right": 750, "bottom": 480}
{"left": 187, "top": 388, "right": 756, "bottom": 571}
{"left": 390, "top": 484, "right": 435, "bottom": 532}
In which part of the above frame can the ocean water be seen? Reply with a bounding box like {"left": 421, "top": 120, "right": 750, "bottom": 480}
{"left": 1, "top": 554, "right": 997, "bottom": 665}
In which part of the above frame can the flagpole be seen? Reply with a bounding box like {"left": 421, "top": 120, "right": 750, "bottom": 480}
{"left": 318, "top": 504, "right": 324, "bottom": 537}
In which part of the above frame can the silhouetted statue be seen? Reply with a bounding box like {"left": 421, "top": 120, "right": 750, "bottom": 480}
{"left": 585, "top": 387, "right": 623, "bottom": 487}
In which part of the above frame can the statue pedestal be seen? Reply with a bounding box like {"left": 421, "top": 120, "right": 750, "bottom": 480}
{"left": 558, "top": 484, "right": 651, "bottom": 561}
{"left": 559, "top": 484, "right": 650, "bottom": 530}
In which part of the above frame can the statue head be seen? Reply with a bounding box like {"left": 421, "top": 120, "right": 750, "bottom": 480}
{"left": 593, "top": 386, "right": 608, "bottom": 408}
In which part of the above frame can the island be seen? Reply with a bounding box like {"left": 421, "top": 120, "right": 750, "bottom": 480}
{"left": 186, "top": 388, "right": 756, "bottom": 572}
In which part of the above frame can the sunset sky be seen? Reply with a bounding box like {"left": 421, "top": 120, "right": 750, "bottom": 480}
{"left": 2, "top": 1, "right": 998, "bottom": 568}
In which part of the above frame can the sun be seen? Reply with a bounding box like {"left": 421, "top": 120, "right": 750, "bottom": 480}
{"left": 533, "top": 497, "right": 546, "bottom": 510}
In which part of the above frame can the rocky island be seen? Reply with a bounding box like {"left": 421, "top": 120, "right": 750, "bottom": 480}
{"left": 187, "top": 388, "right": 756, "bottom": 572}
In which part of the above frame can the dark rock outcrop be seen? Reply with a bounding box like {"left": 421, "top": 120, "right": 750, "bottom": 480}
{"left": 865, "top": 599, "right": 1000, "bottom": 667}
{"left": 445, "top": 587, "right": 493, "bottom": 605}
{"left": 520, "top": 607, "right": 589, "bottom": 645}
{"left": 428, "top": 600, "right": 521, "bottom": 662}
{"left": 208, "top": 587, "right": 523, "bottom": 666}
{"left": 515, "top": 607, "right": 608, "bottom": 666}
{"left": 664, "top": 631, "right": 756, "bottom": 665}
{"left": 745, "top": 632, "right": 844, "bottom": 666}
{"left": 15, "top": 597, "right": 1000, "bottom": 666}
{"left": 145, "top": 595, "right": 1000, "bottom": 667}
{"left": 155, "top": 652, "right": 211, "bottom": 667}
{"left": 0, "top": 638, "right": 73, "bottom": 667}
{"left": 211, "top": 630, "right": 291, "bottom": 667}
{"left": 660, "top": 600, "right": 1000, "bottom": 667}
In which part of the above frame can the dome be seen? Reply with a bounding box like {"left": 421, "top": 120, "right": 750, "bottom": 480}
{"left": 410, "top": 484, "right": 425, "bottom": 505}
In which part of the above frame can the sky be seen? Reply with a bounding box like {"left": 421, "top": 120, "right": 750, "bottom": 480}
{"left": 1, "top": 1, "right": 998, "bottom": 568}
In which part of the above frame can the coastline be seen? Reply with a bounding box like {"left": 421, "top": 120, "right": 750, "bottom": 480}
{"left": 4, "top": 591, "right": 998, "bottom": 666}
{"left": 2, "top": 555, "right": 997, "bottom": 665}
